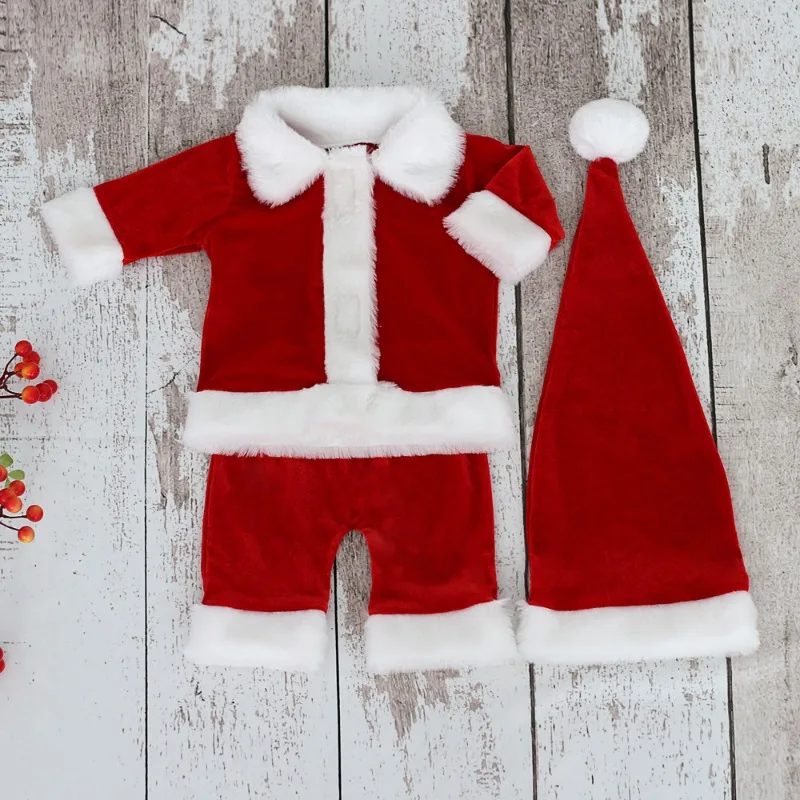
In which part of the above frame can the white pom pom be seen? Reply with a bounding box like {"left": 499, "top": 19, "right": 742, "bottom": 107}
{"left": 569, "top": 98, "right": 649, "bottom": 163}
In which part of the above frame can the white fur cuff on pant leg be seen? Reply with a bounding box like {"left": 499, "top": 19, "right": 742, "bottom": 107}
{"left": 364, "top": 599, "right": 517, "bottom": 674}
{"left": 516, "top": 591, "right": 759, "bottom": 665}
{"left": 185, "top": 604, "right": 329, "bottom": 671}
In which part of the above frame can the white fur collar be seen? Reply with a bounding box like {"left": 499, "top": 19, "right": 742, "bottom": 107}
{"left": 236, "top": 86, "right": 465, "bottom": 206}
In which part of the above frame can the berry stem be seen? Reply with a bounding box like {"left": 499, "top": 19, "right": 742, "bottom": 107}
{"left": 0, "top": 508, "right": 31, "bottom": 532}
{"left": 2, "top": 352, "right": 18, "bottom": 376}
{"left": 0, "top": 350, "right": 22, "bottom": 398}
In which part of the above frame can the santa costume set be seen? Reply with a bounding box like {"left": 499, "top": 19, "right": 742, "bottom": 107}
{"left": 42, "top": 87, "right": 758, "bottom": 673}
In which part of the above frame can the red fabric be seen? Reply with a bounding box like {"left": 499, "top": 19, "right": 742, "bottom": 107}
{"left": 476, "top": 142, "right": 564, "bottom": 250}
{"left": 201, "top": 453, "right": 498, "bottom": 615}
{"left": 94, "top": 136, "right": 239, "bottom": 262}
{"left": 525, "top": 158, "right": 750, "bottom": 611}
{"left": 92, "top": 134, "right": 561, "bottom": 395}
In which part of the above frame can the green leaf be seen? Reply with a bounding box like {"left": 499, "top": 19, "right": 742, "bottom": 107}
{"left": 0, "top": 453, "right": 13, "bottom": 468}
{"left": 8, "top": 470, "right": 24, "bottom": 480}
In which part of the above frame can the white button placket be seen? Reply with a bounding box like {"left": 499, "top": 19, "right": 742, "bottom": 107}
{"left": 321, "top": 146, "right": 378, "bottom": 386}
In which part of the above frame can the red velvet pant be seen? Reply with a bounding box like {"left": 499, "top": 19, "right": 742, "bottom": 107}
{"left": 185, "top": 453, "right": 517, "bottom": 672}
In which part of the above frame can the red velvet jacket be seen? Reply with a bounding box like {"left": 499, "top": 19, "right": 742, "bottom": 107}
{"left": 43, "top": 87, "right": 563, "bottom": 458}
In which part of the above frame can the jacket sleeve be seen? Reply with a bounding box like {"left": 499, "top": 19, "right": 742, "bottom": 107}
{"left": 41, "top": 135, "right": 237, "bottom": 286}
{"left": 444, "top": 144, "right": 564, "bottom": 283}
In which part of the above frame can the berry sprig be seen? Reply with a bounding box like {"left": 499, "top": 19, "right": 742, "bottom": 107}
{"left": 0, "top": 454, "right": 42, "bottom": 543}
{"left": 1, "top": 342, "right": 53, "bottom": 677}
{"left": 0, "top": 340, "right": 58, "bottom": 404}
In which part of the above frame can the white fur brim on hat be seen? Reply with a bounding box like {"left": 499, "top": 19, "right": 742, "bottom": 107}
{"left": 569, "top": 98, "right": 649, "bottom": 163}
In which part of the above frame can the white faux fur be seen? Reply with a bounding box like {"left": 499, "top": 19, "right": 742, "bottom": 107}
{"left": 41, "top": 187, "right": 124, "bottom": 285}
{"left": 517, "top": 591, "right": 759, "bottom": 665}
{"left": 444, "top": 190, "right": 552, "bottom": 283}
{"left": 183, "top": 383, "right": 516, "bottom": 457}
{"left": 569, "top": 98, "right": 650, "bottom": 163}
{"left": 185, "top": 605, "right": 329, "bottom": 671}
{"left": 365, "top": 600, "right": 517, "bottom": 674}
{"left": 236, "top": 86, "right": 465, "bottom": 206}
{"left": 322, "top": 147, "right": 378, "bottom": 383}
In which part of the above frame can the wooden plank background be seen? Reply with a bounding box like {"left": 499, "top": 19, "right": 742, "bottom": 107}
{"left": 0, "top": 0, "right": 797, "bottom": 798}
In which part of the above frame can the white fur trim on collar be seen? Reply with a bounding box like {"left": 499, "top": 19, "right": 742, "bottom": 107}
{"left": 236, "top": 86, "right": 465, "bottom": 206}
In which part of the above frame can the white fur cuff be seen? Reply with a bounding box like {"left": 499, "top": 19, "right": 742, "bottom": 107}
{"left": 444, "top": 190, "right": 552, "bottom": 283}
{"left": 517, "top": 591, "right": 759, "bottom": 665}
{"left": 185, "top": 605, "right": 329, "bottom": 671}
{"left": 365, "top": 600, "right": 517, "bottom": 674}
{"left": 41, "top": 187, "right": 124, "bottom": 286}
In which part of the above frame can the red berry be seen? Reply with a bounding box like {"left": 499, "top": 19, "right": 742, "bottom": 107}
{"left": 0, "top": 659, "right": 5, "bottom": 674}
{"left": 0, "top": 647, "right": 4, "bottom": 659}
{"left": 19, "top": 362, "right": 40, "bottom": 380}
{"left": 14, "top": 341, "right": 32, "bottom": 357}
{"left": 0, "top": 466, "right": 7, "bottom": 482}
{"left": 26, "top": 351, "right": 41, "bottom": 364}
{"left": 44, "top": 379, "right": 58, "bottom": 394}
{"left": 26, "top": 505, "right": 44, "bottom": 522}
{"left": 20, "top": 385, "right": 40, "bottom": 404}
{"left": 0, "top": 488, "right": 14, "bottom": 506}
{"left": 36, "top": 383, "right": 53, "bottom": 401}
{"left": 5, "top": 495, "right": 22, "bottom": 514}
{"left": 17, "top": 526, "right": 35, "bottom": 543}
{"left": 13, "top": 362, "right": 23, "bottom": 375}
{"left": 9, "top": 480, "right": 25, "bottom": 496}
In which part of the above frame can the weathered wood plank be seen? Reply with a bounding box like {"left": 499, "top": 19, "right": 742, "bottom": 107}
{"left": 513, "top": 1, "right": 732, "bottom": 797}
{"left": 144, "top": 2, "right": 339, "bottom": 799}
{"left": 328, "top": 2, "right": 535, "bottom": 798}
{"left": 693, "top": 1, "right": 800, "bottom": 797}
{"left": 0, "top": 1, "right": 148, "bottom": 798}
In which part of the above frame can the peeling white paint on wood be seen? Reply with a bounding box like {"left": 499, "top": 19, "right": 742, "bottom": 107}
{"left": 329, "top": 0, "right": 470, "bottom": 107}
{"left": 694, "top": 1, "right": 800, "bottom": 233}
{"left": 596, "top": 0, "right": 660, "bottom": 102}
{"left": 694, "top": 2, "right": 800, "bottom": 798}
{"left": 150, "top": 0, "right": 308, "bottom": 108}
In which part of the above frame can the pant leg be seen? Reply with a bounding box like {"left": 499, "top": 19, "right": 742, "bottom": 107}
{"left": 185, "top": 454, "right": 349, "bottom": 671}
{"left": 358, "top": 454, "right": 516, "bottom": 673}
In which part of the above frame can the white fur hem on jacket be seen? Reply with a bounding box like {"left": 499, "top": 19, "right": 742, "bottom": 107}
{"left": 365, "top": 600, "right": 517, "bottom": 674}
{"left": 183, "top": 383, "right": 516, "bottom": 458}
{"left": 41, "top": 187, "right": 124, "bottom": 286}
{"left": 444, "top": 190, "right": 551, "bottom": 283}
{"left": 184, "top": 605, "right": 329, "bottom": 671}
{"left": 516, "top": 591, "right": 759, "bottom": 665}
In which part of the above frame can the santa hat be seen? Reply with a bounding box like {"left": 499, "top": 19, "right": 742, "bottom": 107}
{"left": 517, "top": 98, "right": 759, "bottom": 664}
